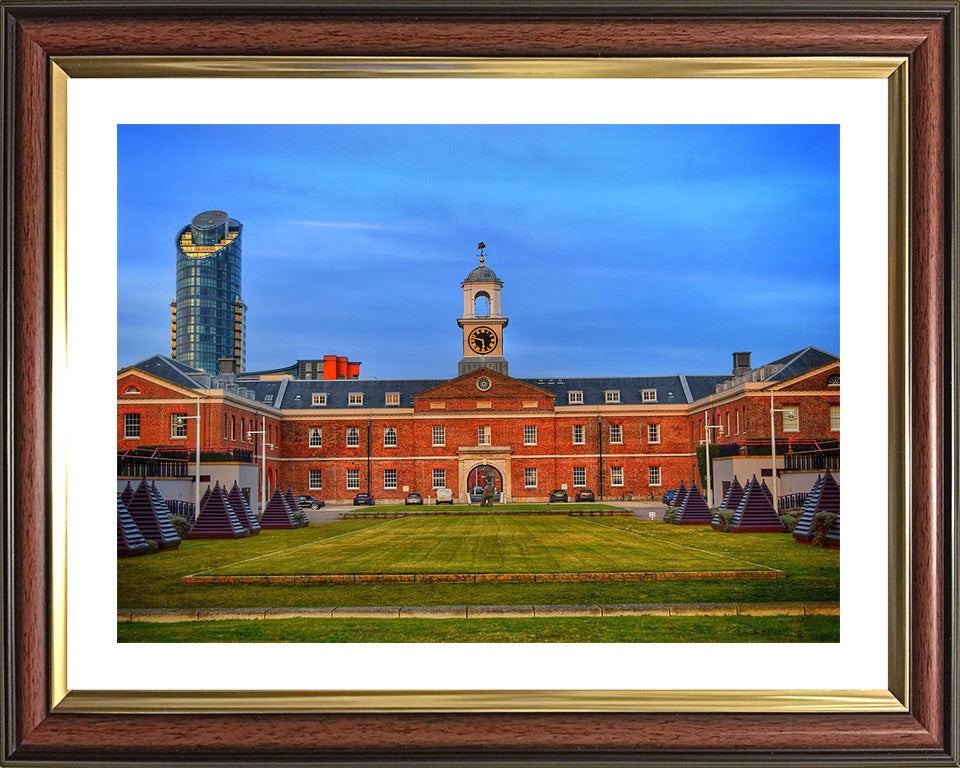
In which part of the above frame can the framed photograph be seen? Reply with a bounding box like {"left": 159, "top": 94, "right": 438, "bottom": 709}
{"left": 2, "top": 2, "right": 957, "bottom": 766}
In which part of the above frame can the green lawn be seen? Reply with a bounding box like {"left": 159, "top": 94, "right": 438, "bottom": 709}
{"left": 118, "top": 615, "right": 840, "bottom": 643}
{"left": 119, "top": 517, "right": 839, "bottom": 611}
{"left": 197, "top": 515, "right": 773, "bottom": 577}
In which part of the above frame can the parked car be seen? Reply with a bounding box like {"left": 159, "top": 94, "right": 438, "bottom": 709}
{"left": 574, "top": 489, "right": 595, "bottom": 502}
{"left": 296, "top": 494, "right": 324, "bottom": 510}
{"left": 661, "top": 489, "right": 677, "bottom": 505}
{"left": 404, "top": 493, "right": 424, "bottom": 505}
{"left": 549, "top": 489, "right": 568, "bottom": 503}
{"left": 435, "top": 487, "right": 454, "bottom": 504}
{"left": 352, "top": 493, "right": 375, "bottom": 506}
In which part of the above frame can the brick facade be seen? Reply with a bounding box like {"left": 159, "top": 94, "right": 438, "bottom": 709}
{"left": 118, "top": 362, "right": 839, "bottom": 505}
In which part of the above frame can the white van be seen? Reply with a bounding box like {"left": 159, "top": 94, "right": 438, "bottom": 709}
{"left": 435, "top": 487, "right": 454, "bottom": 504}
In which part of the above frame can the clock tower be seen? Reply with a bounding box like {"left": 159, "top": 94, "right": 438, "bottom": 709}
{"left": 458, "top": 244, "right": 509, "bottom": 376}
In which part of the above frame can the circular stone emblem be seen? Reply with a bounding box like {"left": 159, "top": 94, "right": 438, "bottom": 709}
{"left": 476, "top": 376, "right": 492, "bottom": 392}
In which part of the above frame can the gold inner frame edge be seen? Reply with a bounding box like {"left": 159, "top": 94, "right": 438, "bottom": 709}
{"left": 49, "top": 55, "right": 909, "bottom": 714}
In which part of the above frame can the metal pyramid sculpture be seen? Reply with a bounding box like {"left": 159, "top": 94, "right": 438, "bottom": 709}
{"left": 793, "top": 472, "right": 840, "bottom": 545}
{"left": 712, "top": 476, "right": 744, "bottom": 527}
{"left": 120, "top": 480, "right": 135, "bottom": 508}
{"left": 125, "top": 479, "right": 181, "bottom": 550}
{"left": 824, "top": 514, "right": 840, "bottom": 548}
{"left": 760, "top": 478, "right": 774, "bottom": 507}
{"left": 189, "top": 481, "right": 249, "bottom": 539}
{"left": 673, "top": 481, "right": 713, "bottom": 525}
{"left": 671, "top": 480, "right": 688, "bottom": 509}
{"left": 284, "top": 486, "right": 307, "bottom": 527}
{"left": 199, "top": 485, "right": 212, "bottom": 511}
{"left": 259, "top": 487, "right": 299, "bottom": 529}
{"left": 727, "top": 475, "right": 785, "bottom": 533}
{"left": 117, "top": 494, "right": 151, "bottom": 557}
{"left": 227, "top": 481, "right": 260, "bottom": 535}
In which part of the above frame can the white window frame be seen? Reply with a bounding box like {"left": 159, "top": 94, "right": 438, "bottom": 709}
{"left": 383, "top": 468, "right": 397, "bottom": 490}
{"left": 346, "top": 468, "right": 360, "bottom": 490}
{"left": 384, "top": 426, "right": 398, "bottom": 447}
{"left": 572, "top": 466, "right": 586, "bottom": 487}
{"left": 641, "top": 388, "right": 657, "bottom": 403}
{"left": 432, "top": 468, "right": 446, "bottom": 489}
{"left": 604, "top": 390, "right": 620, "bottom": 404}
{"left": 524, "top": 467, "right": 538, "bottom": 488}
{"left": 346, "top": 427, "right": 360, "bottom": 447}
{"left": 123, "top": 385, "right": 141, "bottom": 395}
{"left": 312, "top": 393, "right": 327, "bottom": 406}
{"left": 432, "top": 425, "right": 445, "bottom": 447}
{"left": 572, "top": 424, "right": 585, "bottom": 445}
{"left": 170, "top": 412, "right": 188, "bottom": 439}
{"left": 523, "top": 424, "right": 537, "bottom": 446}
{"left": 648, "top": 465, "right": 662, "bottom": 486}
{"left": 478, "top": 425, "right": 491, "bottom": 446}
{"left": 647, "top": 422, "right": 660, "bottom": 444}
{"left": 610, "top": 423, "right": 623, "bottom": 444}
{"left": 830, "top": 405, "right": 840, "bottom": 432}
{"left": 308, "top": 469, "right": 322, "bottom": 490}
{"left": 308, "top": 427, "right": 322, "bottom": 448}
{"left": 782, "top": 406, "right": 800, "bottom": 433}
{"left": 123, "top": 412, "right": 140, "bottom": 440}
{"left": 611, "top": 466, "right": 624, "bottom": 487}
{"left": 348, "top": 392, "right": 364, "bottom": 406}
{"left": 385, "top": 392, "right": 401, "bottom": 406}
{"left": 567, "top": 391, "right": 583, "bottom": 404}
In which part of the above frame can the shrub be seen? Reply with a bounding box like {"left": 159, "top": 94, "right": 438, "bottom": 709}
{"left": 144, "top": 539, "right": 159, "bottom": 554}
{"left": 663, "top": 507, "right": 678, "bottom": 523}
{"left": 812, "top": 511, "right": 837, "bottom": 546}
{"left": 779, "top": 512, "right": 799, "bottom": 533}
{"left": 293, "top": 510, "right": 306, "bottom": 526}
{"left": 714, "top": 508, "right": 735, "bottom": 532}
{"left": 168, "top": 515, "right": 192, "bottom": 538}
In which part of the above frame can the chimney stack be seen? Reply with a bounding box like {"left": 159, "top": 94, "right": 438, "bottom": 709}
{"left": 732, "top": 351, "right": 752, "bottom": 377}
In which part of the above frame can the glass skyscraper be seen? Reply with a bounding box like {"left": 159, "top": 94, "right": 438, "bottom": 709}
{"left": 170, "top": 210, "right": 246, "bottom": 375}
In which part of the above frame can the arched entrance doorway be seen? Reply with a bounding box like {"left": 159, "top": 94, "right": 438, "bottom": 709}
{"left": 467, "top": 464, "right": 503, "bottom": 502}
{"left": 266, "top": 467, "right": 274, "bottom": 498}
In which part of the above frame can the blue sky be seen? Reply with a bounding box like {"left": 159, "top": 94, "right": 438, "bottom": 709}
{"left": 117, "top": 124, "right": 839, "bottom": 379}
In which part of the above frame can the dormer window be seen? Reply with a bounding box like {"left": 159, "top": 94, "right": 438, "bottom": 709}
{"left": 641, "top": 388, "right": 657, "bottom": 403}
{"left": 568, "top": 391, "right": 583, "bottom": 404}
{"left": 312, "top": 393, "right": 327, "bottom": 406}
{"left": 604, "top": 390, "right": 620, "bottom": 404}
{"left": 348, "top": 392, "right": 364, "bottom": 406}
{"left": 385, "top": 392, "right": 401, "bottom": 406}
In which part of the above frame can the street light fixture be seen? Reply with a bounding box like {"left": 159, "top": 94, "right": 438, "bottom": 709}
{"left": 246, "top": 416, "right": 273, "bottom": 513}
{"left": 769, "top": 391, "right": 790, "bottom": 512}
{"left": 175, "top": 398, "right": 201, "bottom": 520}
{"left": 702, "top": 418, "right": 724, "bottom": 507}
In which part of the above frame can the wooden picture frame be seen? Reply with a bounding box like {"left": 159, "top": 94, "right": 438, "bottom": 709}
{"left": 2, "top": 2, "right": 957, "bottom": 765}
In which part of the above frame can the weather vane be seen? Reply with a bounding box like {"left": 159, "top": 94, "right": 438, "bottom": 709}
{"left": 477, "top": 241, "right": 486, "bottom": 266}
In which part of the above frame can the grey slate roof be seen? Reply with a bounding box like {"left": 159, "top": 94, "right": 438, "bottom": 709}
{"left": 519, "top": 375, "right": 714, "bottom": 406}
{"left": 122, "top": 355, "right": 203, "bottom": 390}
{"left": 764, "top": 346, "right": 839, "bottom": 381}
{"left": 262, "top": 378, "right": 448, "bottom": 410}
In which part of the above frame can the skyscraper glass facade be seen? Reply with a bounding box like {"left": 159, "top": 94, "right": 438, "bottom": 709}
{"left": 172, "top": 210, "right": 246, "bottom": 375}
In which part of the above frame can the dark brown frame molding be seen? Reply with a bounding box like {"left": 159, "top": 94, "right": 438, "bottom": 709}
{"left": 2, "top": 2, "right": 957, "bottom": 766}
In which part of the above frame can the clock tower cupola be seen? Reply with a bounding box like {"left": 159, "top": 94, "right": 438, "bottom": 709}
{"left": 458, "top": 243, "right": 509, "bottom": 376}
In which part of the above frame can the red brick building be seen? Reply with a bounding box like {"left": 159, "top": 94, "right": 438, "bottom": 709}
{"left": 117, "top": 262, "right": 839, "bottom": 507}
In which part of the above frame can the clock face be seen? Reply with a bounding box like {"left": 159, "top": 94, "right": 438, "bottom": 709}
{"left": 467, "top": 326, "right": 499, "bottom": 355}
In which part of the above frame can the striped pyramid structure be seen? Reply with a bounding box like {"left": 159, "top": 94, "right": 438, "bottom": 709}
{"left": 259, "top": 487, "right": 299, "bottom": 529}
{"left": 285, "top": 486, "right": 308, "bottom": 527}
{"left": 760, "top": 478, "right": 774, "bottom": 507}
{"left": 824, "top": 514, "right": 840, "bottom": 548}
{"left": 726, "top": 476, "right": 785, "bottom": 533}
{"left": 673, "top": 481, "right": 713, "bottom": 525}
{"left": 793, "top": 472, "right": 840, "bottom": 545}
{"left": 199, "top": 485, "right": 212, "bottom": 511}
{"left": 117, "top": 494, "right": 151, "bottom": 557}
{"left": 126, "top": 479, "right": 181, "bottom": 550}
{"left": 671, "top": 481, "right": 688, "bottom": 510}
{"left": 189, "top": 482, "right": 249, "bottom": 539}
{"left": 712, "top": 476, "right": 744, "bottom": 528}
{"left": 120, "top": 481, "right": 135, "bottom": 508}
{"left": 227, "top": 481, "right": 260, "bottom": 535}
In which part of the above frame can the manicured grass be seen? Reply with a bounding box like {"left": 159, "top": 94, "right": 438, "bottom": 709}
{"left": 199, "top": 515, "right": 771, "bottom": 576}
{"left": 117, "top": 615, "right": 840, "bottom": 643}
{"left": 118, "top": 517, "right": 839, "bottom": 611}
{"left": 348, "top": 503, "right": 621, "bottom": 513}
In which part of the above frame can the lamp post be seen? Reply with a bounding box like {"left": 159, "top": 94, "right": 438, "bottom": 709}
{"left": 769, "top": 391, "right": 790, "bottom": 512}
{"left": 177, "top": 398, "right": 201, "bottom": 519}
{"left": 703, "top": 418, "right": 724, "bottom": 507}
{"left": 246, "top": 416, "right": 271, "bottom": 513}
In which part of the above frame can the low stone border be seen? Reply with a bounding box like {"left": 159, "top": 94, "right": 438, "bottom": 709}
{"left": 119, "top": 601, "right": 839, "bottom": 623}
{"left": 182, "top": 568, "right": 784, "bottom": 586}
{"left": 338, "top": 509, "right": 633, "bottom": 519}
